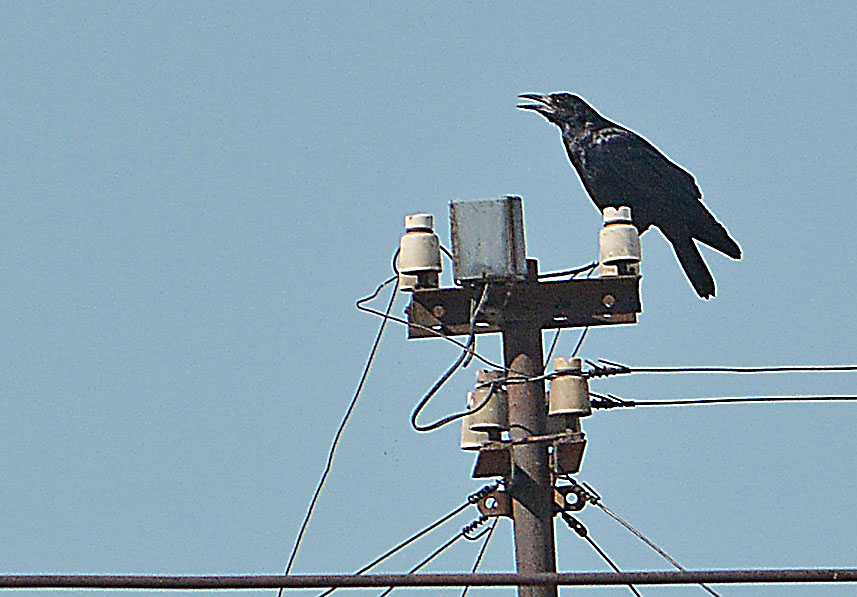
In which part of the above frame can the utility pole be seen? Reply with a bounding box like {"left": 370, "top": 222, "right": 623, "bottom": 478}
{"left": 403, "top": 198, "right": 642, "bottom": 597}
{"left": 503, "top": 262, "right": 557, "bottom": 597}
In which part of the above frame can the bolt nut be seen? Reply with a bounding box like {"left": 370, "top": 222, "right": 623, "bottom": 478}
{"left": 602, "top": 294, "right": 616, "bottom": 308}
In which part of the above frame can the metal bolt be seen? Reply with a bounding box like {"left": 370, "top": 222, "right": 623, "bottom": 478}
{"left": 432, "top": 304, "right": 446, "bottom": 318}
{"left": 602, "top": 294, "right": 615, "bottom": 308}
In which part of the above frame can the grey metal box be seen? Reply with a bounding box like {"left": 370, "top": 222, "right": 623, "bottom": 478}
{"left": 449, "top": 196, "right": 527, "bottom": 284}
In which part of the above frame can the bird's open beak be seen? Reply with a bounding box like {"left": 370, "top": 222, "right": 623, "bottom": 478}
{"left": 517, "top": 93, "right": 556, "bottom": 118}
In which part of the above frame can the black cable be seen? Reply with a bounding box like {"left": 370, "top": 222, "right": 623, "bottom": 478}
{"left": 279, "top": 278, "right": 399, "bottom": 591}
{"left": 460, "top": 518, "right": 499, "bottom": 597}
{"left": 538, "top": 262, "right": 598, "bottom": 279}
{"left": 315, "top": 499, "right": 475, "bottom": 597}
{"left": 631, "top": 395, "right": 857, "bottom": 407}
{"left": 571, "top": 327, "right": 589, "bottom": 358}
{"left": 561, "top": 512, "right": 642, "bottom": 597}
{"left": 358, "top": 299, "right": 506, "bottom": 371}
{"left": 589, "top": 392, "right": 857, "bottom": 410}
{"left": 594, "top": 358, "right": 857, "bottom": 376}
{"left": 377, "top": 530, "right": 466, "bottom": 597}
{"left": 575, "top": 481, "right": 721, "bottom": 597}
{"left": 410, "top": 285, "right": 490, "bottom": 432}
{"left": 412, "top": 382, "right": 498, "bottom": 433}
{"left": 544, "top": 329, "right": 562, "bottom": 371}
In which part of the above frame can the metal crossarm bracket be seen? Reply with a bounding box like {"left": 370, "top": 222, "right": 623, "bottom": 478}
{"left": 406, "top": 276, "right": 641, "bottom": 338}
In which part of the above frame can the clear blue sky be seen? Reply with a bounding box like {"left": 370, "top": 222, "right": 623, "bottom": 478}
{"left": 2, "top": 3, "right": 856, "bottom": 596}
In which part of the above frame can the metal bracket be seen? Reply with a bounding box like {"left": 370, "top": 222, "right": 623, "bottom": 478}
{"left": 550, "top": 432, "right": 587, "bottom": 475}
{"left": 475, "top": 488, "right": 512, "bottom": 518}
{"left": 406, "top": 275, "right": 641, "bottom": 339}
{"left": 554, "top": 484, "right": 587, "bottom": 513}
{"left": 472, "top": 442, "right": 511, "bottom": 478}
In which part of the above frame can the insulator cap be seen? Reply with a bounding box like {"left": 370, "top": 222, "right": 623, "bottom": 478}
{"left": 405, "top": 213, "right": 434, "bottom": 231}
{"left": 599, "top": 206, "right": 641, "bottom": 274}
{"left": 549, "top": 357, "right": 591, "bottom": 417}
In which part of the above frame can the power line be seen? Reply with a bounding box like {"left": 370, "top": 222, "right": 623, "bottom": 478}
{"left": 537, "top": 262, "right": 598, "bottom": 280}
{"left": 317, "top": 484, "right": 497, "bottom": 597}
{"left": 588, "top": 359, "right": 857, "bottom": 378}
{"left": 410, "top": 284, "right": 490, "bottom": 432}
{"left": 590, "top": 392, "right": 857, "bottom": 410}
{"left": 460, "top": 518, "right": 500, "bottom": 597}
{"left": 279, "top": 277, "right": 399, "bottom": 588}
{"left": 358, "top": 291, "right": 507, "bottom": 371}
{"left": 560, "top": 512, "right": 641, "bottom": 597}
{"left": 377, "top": 527, "right": 468, "bottom": 597}
{"left": 571, "top": 327, "right": 588, "bottom": 358}
{"left": 3, "top": 569, "right": 857, "bottom": 589}
{"left": 571, "top": 480, "right": 720, "bottom": 597}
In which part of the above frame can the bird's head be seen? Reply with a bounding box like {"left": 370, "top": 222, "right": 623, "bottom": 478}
{"left": 517, "top": 93, "right": 601, "bottom": 131}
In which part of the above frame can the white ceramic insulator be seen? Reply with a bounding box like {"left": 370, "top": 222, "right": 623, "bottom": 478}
{"left": 469, "top": 370, "right": 508, "bottom": 432}
{"left": 548, "top": 357, "right": 591, "bottom": 417}
{"left": 599, "top": 206, "right": 641, "bottom": 268}
{"left": 399, "top": 214, "right": 441, "bottom": 275}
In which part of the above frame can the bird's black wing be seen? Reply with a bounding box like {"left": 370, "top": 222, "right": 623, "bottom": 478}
{"left": 577, "top": 127, "right": 701, "bottom": 233}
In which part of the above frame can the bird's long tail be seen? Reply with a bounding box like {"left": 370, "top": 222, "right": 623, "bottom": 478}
{"left": 691, "top": 209, "right": 742, "bottom": 260}
{"left": 670, "top": 236, "right": 716, "bottom": 299}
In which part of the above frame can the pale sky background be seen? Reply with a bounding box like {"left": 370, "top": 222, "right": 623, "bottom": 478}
{"left": 2, "top": 3, "right": 856, "bottom": 597}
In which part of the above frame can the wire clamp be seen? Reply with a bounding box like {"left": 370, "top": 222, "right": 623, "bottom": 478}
{"left": 560, "top": 511, "right": 588, "bottom": 538}
{"left": 585, "top": 358, "right": 632, "bottom": 378}
{"left": 589, "top": 392, "right": 636, "bottom": 410}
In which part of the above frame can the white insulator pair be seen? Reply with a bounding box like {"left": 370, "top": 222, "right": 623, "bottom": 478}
{"left": 598, "top": 206, "right": 641, "bottom": 276}
{"left": 460, "top": 370, "right": 508, "bottom": 451}
{"left": 398, "top": 213, "right": 442, "bottom": 292}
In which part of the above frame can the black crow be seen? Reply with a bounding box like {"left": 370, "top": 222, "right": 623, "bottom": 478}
{"left": 518, "top": 92, "right": 740, "bottom": 298}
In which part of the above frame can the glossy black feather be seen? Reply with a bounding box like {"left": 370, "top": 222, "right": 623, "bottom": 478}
{"left": 519, "top": 93, "right": 741, "bottom": 298}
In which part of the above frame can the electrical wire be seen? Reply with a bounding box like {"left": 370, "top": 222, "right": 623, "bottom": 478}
{"left": 560, "top": 512, "right": 642, "bottom": 597}
{"left": 376, "top": 530, "right": 466, "bottom": 597}
{"left": 537, "top": 262, "right": 598, "bottom": 279}
{"left": 629, "top": 395, "right": 857, "bottom": 408}
{"left": 410, "top": 284, "right": 490, "bottom": 432}
{"left": 571, "top": 327, "right": 589, "bottom": 358}
{"left": 357, "top": 297, "right": 506, "bottom": 371}
{"left": 544, "top": 329, "right": 562, "bottom": 371}
{"left": 411, "top": 381, "right": 499, "bottom": 433}
{"left": 459, "top": 518, "right": 499, "bottom": 597}
{"left": 572, "top": 480, "right": 721, "bottom": 597}
{"left": 278, "top": 277, "right": 399, "bottom": 592}
{"left": 315, "top": 501, "right": 474, "bottom": 597}
{"left": 590, "top": 358, "right": 857, "bottom": 378}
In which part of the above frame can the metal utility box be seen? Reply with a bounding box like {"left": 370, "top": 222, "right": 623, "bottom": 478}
{"left": 449, "top": 196, "right": 527, "bottom": 284}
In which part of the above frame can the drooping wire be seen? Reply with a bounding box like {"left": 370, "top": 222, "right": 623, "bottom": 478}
{"left": 460, "top": 517, "right": 500, "bottom": 597}
{"left": 410, "top": 284, "right": 491, "bottom": 432}
{"left": 560, "top": 512, "right": 642, "bottom": 597}
{"left": 279, "top": 277, "right": 399, "bottom": 590}
{"left": 411, "top": 381, "right": 499, "bottom": 433}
